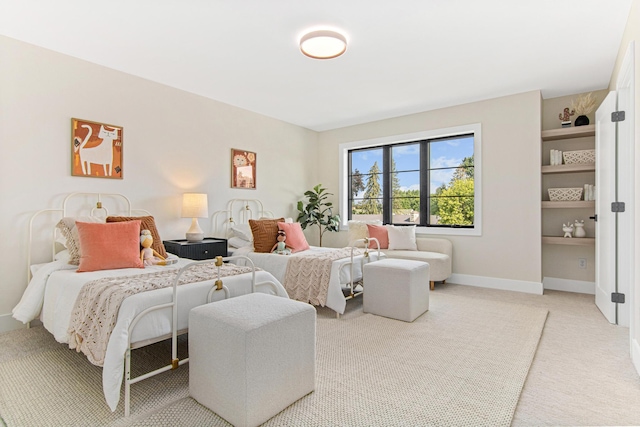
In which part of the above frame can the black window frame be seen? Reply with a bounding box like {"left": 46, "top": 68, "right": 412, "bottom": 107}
{"left": 347, "top": 133, "right": 475, "bottom": 229}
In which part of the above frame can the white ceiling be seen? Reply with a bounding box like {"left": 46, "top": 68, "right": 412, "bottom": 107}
{"left": 0, "top": 1, "right": 633, "bottom": 131}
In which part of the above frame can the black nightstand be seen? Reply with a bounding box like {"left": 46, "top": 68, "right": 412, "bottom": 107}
{"left": 163, "top": 238, "right": 228, "bottom": 260}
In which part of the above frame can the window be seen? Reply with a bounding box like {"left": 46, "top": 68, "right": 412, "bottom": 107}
{"left": 341, "top": 124, "right": 481, "bottom": 236}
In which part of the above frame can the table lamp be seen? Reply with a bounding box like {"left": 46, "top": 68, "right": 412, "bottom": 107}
{"left": 182, "top": 193, "right": 209, "bottom": 242}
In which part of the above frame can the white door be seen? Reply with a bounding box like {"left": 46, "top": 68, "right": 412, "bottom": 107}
{"left": 615, "top": 43, "right": 634, "bottom": 329}
{"left": 595, "top": 91, "right": 617, "bottom": 323}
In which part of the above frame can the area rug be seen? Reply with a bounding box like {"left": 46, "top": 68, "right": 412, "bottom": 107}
{"left": 0, "top": 293, "right": 547, "bottom": 427}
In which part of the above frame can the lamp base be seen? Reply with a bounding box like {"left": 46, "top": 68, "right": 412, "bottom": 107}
{"left": 186, "top": 232, "right": 204, "bottom": 242}
{"left": 185, "top": 218, "right": 204, "bottom": 242}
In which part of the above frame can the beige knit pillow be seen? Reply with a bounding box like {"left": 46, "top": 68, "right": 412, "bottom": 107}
{"left": 347, "top": 219, "right": 383, "bottom": 247}
{"left": 55, "top": 216, "right": 106, "bottom": 265}
{"left": 249, "top": 218, "right": 285, "bottom": 253}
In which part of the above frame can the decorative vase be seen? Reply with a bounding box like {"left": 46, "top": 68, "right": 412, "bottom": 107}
{"left": 575, "top": 115, "right": 590, "bottom": 126}
{"left": 574, "top": 220, "right": 586, "bottom": 238}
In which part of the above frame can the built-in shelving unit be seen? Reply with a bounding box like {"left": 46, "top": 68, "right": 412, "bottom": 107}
{"left": 541, "top": 124, "right": 596, "bottom": 247}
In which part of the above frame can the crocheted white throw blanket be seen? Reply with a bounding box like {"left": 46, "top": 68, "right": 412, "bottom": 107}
{"left": 283, "top": 247, "right": 363, "bottom": 306}
{"left": 68, "top": 263, "right": 256, "bottom": 366}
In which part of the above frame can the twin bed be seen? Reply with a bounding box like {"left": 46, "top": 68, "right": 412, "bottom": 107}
{"left": 12, "top": 193, "right": 288, "bottom": 416}
{"left": 12, "top": 194, "right": 381, "bottom": 416}
{"left": 212, "top": 198, "right": 384, "bottom": 316}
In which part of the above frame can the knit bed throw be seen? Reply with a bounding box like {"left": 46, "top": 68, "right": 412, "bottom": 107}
{"left": 283, "top": 247, "right": 363, "bottom": 307}
{"left": 68, "top": 263, "right": 256, "bottom": 366}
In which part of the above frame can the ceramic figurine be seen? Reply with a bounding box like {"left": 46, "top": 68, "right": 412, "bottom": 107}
{"left": 562, "top": 223, "right": 574, "bottom": 238}
{"left": 573, "top": 220, "right": 586, "bottom": 238}
{"left": 558, "top": 107, "right": 575, "bottom": 122}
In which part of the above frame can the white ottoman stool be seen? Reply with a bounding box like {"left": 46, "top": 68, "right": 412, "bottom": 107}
{"left": 189, "top": 293, "right": 316, "bottom": 427}
{"left": 363, "top": 258, "right": 430, "bottom": 322}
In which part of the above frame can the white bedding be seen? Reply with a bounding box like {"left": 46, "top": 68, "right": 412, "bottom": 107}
{"left": 232, "top": 245, "right": 384, "bottom": 314}
{"left": 12, "top": 257, "right": 288, "bottom": 412}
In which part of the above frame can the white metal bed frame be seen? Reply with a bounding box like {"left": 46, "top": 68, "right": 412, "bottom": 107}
{"left": 210, "top": 198, "right": 381, "bottom": 317}
{"left": 26, "top": 192, "right": 278, "bottom": 416}
{"left": 210, "top": 198, "right": 274, "bottom": 239}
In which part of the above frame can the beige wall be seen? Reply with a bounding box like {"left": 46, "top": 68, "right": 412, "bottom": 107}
{"left": 0, "top": 36, "right": 318, "bottom": 329}
{"left": 607, "top": 0, "right": 640, "bottom": 363}
{"left": 316, "top": 91, "right": 542, "bottom": 286}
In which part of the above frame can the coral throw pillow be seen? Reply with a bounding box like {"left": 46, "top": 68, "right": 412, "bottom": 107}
{"left": 366, "top": 224, "right": 389, "bottom": 249}
{"left": 277, "top": 222, "right": 310, "bottom": 253}
{"left": 76, "top": 221, "right": 144, "bottom": 272}
{"left": 249, "top": 218, "right": 285, "bottom": 253}
{"left": 106, "top": 215, "right": 168, "bottom": 258}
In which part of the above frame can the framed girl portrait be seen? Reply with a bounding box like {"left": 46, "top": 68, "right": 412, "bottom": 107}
{"left": 231, "top": 149, "right": 256, "bottom": 189}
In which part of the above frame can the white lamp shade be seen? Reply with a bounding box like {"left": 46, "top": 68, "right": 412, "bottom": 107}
{"left": 182, "top": 193, "right": 209, "bottom": 218}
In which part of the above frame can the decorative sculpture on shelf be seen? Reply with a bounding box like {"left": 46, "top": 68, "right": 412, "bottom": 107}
{"left": 558, "top": 107, "right": 575, "bottom": 122}
{"left": 573, "top": 220, "right": 586, "bottom": 238}
{"left": 562, "top": 223, "right": 574, "bottom": 238}
{"left": 571, "top": 92, "right": 597, "bottom": 126}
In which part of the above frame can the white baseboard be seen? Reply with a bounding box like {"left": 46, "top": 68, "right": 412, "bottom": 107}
{"left": 543, "top": 277, "right": 595, "bottom": 295}
{"left": 448, "top": 273, "right": 543, "bottom": 295}
{"left": 0, "top": 312, "right": 27, "bottom": 333}
{"left": 632, "top": 338, "right": 640, "bottom": 377}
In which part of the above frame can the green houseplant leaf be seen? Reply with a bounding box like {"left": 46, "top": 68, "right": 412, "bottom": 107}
{"left": 296, "top": 184, "right": 341, "bottom": 246}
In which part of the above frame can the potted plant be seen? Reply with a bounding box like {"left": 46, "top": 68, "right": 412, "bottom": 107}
{"left": 296, "top": 184, "right": 341, "bottom": 247}
{"left": 570, "top": 92, "right": 597, "bottom": 126}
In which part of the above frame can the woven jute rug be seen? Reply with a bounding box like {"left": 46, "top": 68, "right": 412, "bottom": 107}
{"left": 0, "top": 293, "right": 547, "bottom": 427}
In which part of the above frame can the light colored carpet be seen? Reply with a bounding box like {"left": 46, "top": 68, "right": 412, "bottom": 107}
{"left": 0, "top": 292, "right": 547, "bottom": 426}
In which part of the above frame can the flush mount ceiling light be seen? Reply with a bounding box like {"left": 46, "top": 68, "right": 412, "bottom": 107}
{"left": 299, "top": 30, "right": 347, "bottom": 59}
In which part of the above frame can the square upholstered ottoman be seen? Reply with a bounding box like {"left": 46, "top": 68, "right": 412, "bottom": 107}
{"left": 363, "top": 258, "right": 430, "bottom": 322}
{"left": 189, "top": 292, "right": 315, "bottom": 427}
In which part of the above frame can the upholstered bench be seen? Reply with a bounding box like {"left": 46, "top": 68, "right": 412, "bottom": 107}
{"left": 381, "top": 237, "right": 451, "bottom": 290}
{"left": 189, "top": 293, "right": 316, "bottom": 427}
{"left": 363, "top": 258, "right": 430, "bottom": 322}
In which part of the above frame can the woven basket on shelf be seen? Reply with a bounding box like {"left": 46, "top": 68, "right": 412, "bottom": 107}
{"left": 548, "top": 188, "right": 583, "bottom": 201}
{"left": 563, "top": 149, "right": 595, "bottom": 164}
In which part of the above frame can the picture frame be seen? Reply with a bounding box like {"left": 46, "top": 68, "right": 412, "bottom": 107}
{"left": 71, "top": 118, "right": 123, "bottom": 179}
{"left": 231, "top": 149, "right": 257, "bottom": 189}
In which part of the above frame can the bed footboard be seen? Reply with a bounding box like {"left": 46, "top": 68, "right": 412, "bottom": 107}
{"left": 124, "top": 255, "right": 259, "bottom": 417}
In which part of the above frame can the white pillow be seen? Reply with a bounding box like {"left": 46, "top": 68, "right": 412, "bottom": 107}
{"left": 54, "top": 249, "right": 71, "bottom": 263}
{"left": 230, "top": 224, "right": 253, "bottom": 241}
{"left": 347, "top": 220, "right": 382, "bottom": 247}
{"left": 387, "top": 225, "right": 417, "bottom": 250}
{"left": 228, "top": 236, "right": 252, "bottom": 249}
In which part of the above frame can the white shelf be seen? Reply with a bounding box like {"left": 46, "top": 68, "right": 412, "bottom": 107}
{"left": 541, "top": 163, "right": 595, "bottom": 174}
{"left": 542, "top": 236, "right": 595, "bottom": 246}
{"left": 542, "top": 201, "right": 595, "bottom": 209}
{"left": 541, "top": 125, "right": 595, "bottom": 141}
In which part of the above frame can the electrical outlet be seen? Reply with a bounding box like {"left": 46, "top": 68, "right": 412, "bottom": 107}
{"left": 578, "top": 258, "right": 587, "bottom": 269}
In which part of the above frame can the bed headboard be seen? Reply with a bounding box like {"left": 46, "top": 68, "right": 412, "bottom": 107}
{"left": 211, "top": 198, "right": 274, "bottom": 238}
{"left": 28, "top": 192, "right": 151, "bottom": 279}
